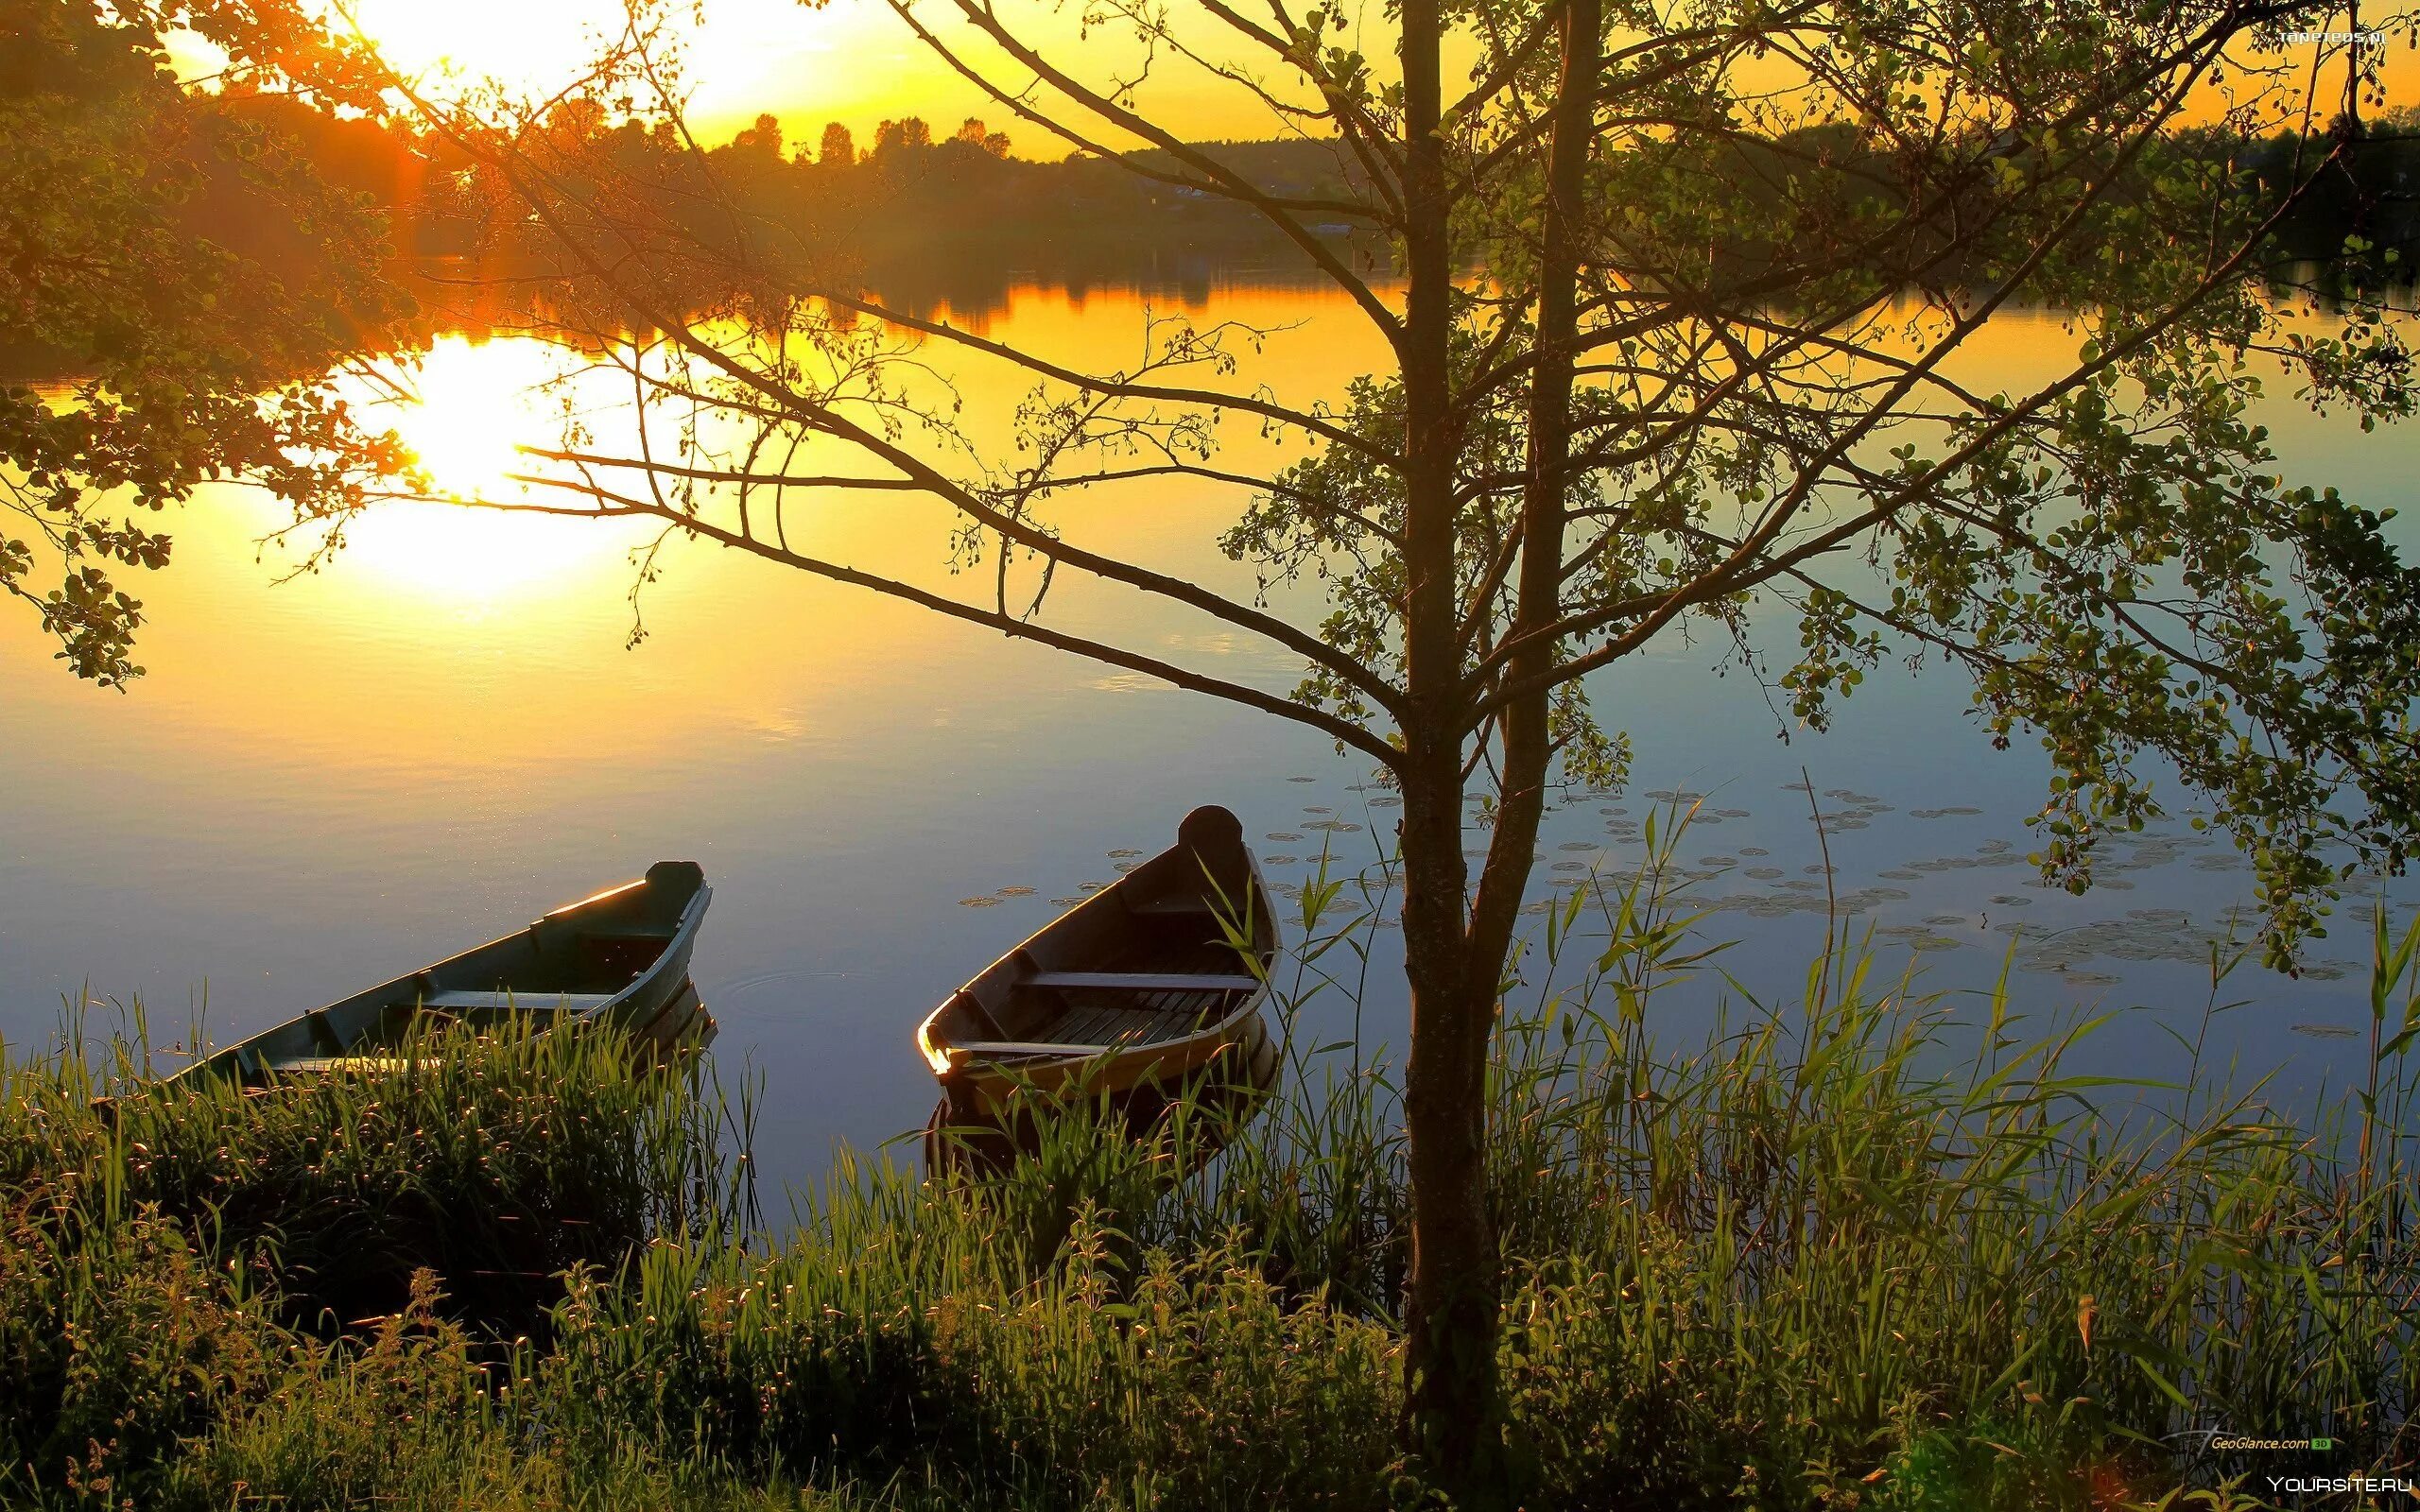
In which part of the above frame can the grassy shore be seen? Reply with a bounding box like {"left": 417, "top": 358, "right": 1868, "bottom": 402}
{"left": 5, "top": 852, "right": 2415, "bottom": 1510}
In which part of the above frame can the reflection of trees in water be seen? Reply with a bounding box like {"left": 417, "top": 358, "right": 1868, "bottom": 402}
{"left": 389, "top": 249, "right": 1377, "bottom": 349}
{"left": 855, "top": 249, "right": 1374, "bottom": 330}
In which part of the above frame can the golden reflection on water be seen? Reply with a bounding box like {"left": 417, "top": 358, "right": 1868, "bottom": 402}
{"left": 0, "top": 281, "right": 2400, "bottom": 796}
{"left": 0, "top": 284, "right": 1396, "bottom": 793}
{"left": 5, "top": 278, "right": 2412, "bottom": 1170}
{"left": 341, "top": 336, "right": 648, "bottom": 600}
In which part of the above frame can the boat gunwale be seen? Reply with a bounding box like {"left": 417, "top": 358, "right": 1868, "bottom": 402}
{"left": 915, "top": 821, "right": 1280, "bottom": 1086}
{"left": 170, "top": 864, "right": 713, "bottom": 1083}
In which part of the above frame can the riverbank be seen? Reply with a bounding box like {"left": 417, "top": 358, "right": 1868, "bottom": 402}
{"left": 5, "top": 905, "right": 2412, "bottom": 1509}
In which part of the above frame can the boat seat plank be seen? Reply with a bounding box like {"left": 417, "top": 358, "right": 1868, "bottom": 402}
{"left": 950, "top": 1040, "right": 1115, "bottom": 1058}
{"left": 424, "top": 990, "right": 616, "bottom": 1012}
{"left": 1028, "top": 972, "right": 1262, "bottom": 992}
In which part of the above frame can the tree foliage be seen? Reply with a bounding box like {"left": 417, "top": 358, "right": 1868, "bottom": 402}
{"left": 14, "top": 0, "right": 2420, "bottom": 1491}
{"left": 344, "top": 1, "right": 2416, "bottom": 1482}
{"left": 0, "top": 0, "right": 413, "bottom": 686}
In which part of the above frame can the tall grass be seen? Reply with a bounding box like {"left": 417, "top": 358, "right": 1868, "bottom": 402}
{"left": 1, "top": 823, "right": 2412, "bottom": 1508}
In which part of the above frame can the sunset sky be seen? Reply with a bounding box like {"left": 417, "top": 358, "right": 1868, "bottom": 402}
{"left": 326, "top": 0, "right": 1271, "bottom": 150}
{"left": 180, "top": 0, "right": 2411, "bottom": 155}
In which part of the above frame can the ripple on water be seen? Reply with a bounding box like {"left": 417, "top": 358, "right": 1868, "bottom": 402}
{"left": 1267, "top": 833, "right": 1303, "bottom": 842}
{"left": 959, "top": 896, "right": 1003, "bottom": 908}
{"left": 2293, "top": 1022, "right": 2360, "bottom": 1040}
{"left": 1288, "top": 776, "right": 1318, "bottom": 783}
{"left": 1305, "top": 820, "right": 1362, "bottom": 833}
{"left": 1559, "top": 841, "right": 1597, "bottom": 851}
{"left": 1108, "top": 849, "right": 1143, "bottom": 858}
{"left": 995, "top": 885, "right": 1036, "bottom": 897}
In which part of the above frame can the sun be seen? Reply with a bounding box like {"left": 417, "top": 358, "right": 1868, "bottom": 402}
{"left": 384, "top": 335, "right": 569, "bottom": 498}
{"left": 333, "top": 335, "right": 642, "bottom": 600}
{"left": 336, "top": 0, "right": 632, "bottom": 91}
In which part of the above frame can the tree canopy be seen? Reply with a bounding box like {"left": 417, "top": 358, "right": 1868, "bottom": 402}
{"left": 10, "top": 0, "right": 2419, "bottom": 1492}
{"left": 0, "top": 0, "right": 414, "bottom": 686}
{"left": 336, "top": 1, "right": 2417, "bottom": 1485}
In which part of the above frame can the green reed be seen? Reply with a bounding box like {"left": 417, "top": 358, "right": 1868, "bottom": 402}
{"left": 2, "top": 821, "right": 2414, "bottom": 1508}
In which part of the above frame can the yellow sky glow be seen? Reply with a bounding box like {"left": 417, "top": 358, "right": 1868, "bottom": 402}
{"left": 162, "top": 2, "right": 2409, "bottom": 155}
{"left": 326, "top": 0, "right": 1263, "bottom": 151}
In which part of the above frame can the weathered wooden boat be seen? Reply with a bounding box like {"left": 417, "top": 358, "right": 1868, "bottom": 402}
{"left": 918, "top": 806, "right": 1282, "bottom": 1173}
{"left": 172, "top": 861, "right": 714, "bottom": 1085}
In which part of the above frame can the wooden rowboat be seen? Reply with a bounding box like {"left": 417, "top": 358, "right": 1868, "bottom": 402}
{"left": 918, "top": 806, "right": 1282, "bottom": 1172}
{"left": 172, "top": 861, "right": 714, "bottom": 1085}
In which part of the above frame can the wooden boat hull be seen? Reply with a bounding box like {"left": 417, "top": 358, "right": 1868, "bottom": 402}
{"left": 924, "top": 1003, "right": 1278, "bottom": 1175}
{"left": 917, "top": 806, "right": 1283, "bottom": 1176}
{"left": 171, "top": 861, "right": 713, "bottom": 1085}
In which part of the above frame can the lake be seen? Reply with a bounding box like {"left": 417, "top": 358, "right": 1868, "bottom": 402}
{"left": 2, "top": 275, "right": 2414, "bottom": 1205}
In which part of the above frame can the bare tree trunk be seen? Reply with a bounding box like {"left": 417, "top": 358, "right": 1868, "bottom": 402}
{"left": 1466, "top": 0, "right": 1598, "bottom": 981}
{"left": 1393, "top": 0, "right": 1506, "bottom": 1490}
{"left": 1398, "top": 0, "right": 1598, "bottom": 1501}
{"left": 1398, "top": 741, "right": 1500, "bottom": 1494}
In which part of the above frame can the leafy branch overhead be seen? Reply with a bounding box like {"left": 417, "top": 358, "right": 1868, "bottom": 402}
{"left": 311, "top": 0, "right": 2419, "bottom": 964}
{"left": 10, "top": 0, "right": 2420, "bottom": 1488}
{"left": 0, "top": 0, "right": 417, "bottom": 687}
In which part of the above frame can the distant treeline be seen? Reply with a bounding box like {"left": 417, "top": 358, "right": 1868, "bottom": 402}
{"left": 44, "top": 90, "right": 2420, "bottom": 357}
{"left": 182, "top": 96, "right": 1389, "bottom": 322}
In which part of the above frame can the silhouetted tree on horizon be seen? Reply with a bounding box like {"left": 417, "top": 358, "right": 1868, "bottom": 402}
{"left": 817, "top": 119, "right": 856, "bottom": 167}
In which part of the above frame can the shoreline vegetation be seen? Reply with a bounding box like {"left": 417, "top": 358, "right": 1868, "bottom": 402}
{"left": 7, "top": 96, "right": 2420, "bottom": 384}
{"left": 13, "top": 8, "right": 2420, "bottom": 1504}
{"left": 8, "top": 836, "right": 2417, "bottom": 1510}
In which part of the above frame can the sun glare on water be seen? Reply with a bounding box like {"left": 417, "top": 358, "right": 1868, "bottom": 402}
{"left": 338, "top": 335, "right": 638, "bottom": 601}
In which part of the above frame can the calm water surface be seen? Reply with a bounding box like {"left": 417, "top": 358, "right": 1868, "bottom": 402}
{"left": 2, "top": 280, "right": 2414, "bottom": 1204}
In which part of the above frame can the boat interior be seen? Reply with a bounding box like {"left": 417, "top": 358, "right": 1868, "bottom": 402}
{"left": 928, "top": 808, "right": 1274, "bottom": 1063}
